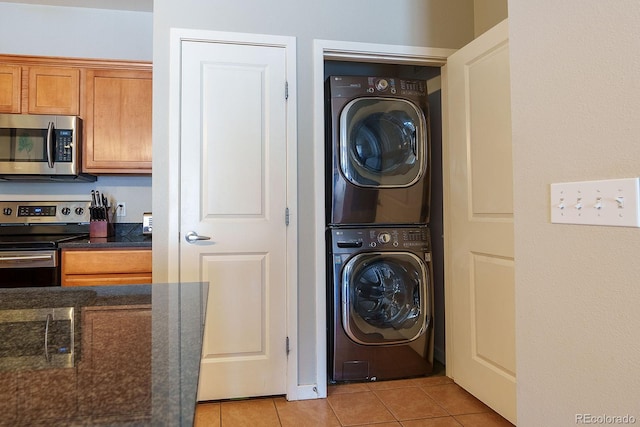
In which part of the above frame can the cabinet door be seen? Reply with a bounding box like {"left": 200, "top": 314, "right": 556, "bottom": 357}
{"left": 0, "top": 65, "right": 21, "bottom": 113}
{"left": 0, "top": 372, "right": 18, "bottom": 424}
{"left": 78, "top": 305, "right": 152, "bottom": 420}
{"left": 19, "top": 369, "right": 78, "bottom": 423}
{"left": 61, "top": 248, "right": 152, "bottom": 286}
{"left": 28, "top": 66, "right": 80, "bottom": 115}
{"left": 84, "top": 69, "right": 152, "bottom": 174}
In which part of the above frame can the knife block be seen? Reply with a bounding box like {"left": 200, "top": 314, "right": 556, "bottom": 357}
{"left": 90, "top": 220, "right": 114, "bottom": 238}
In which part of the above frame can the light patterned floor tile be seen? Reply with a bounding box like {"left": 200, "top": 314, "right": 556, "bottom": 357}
{"left": 421, "top": 384, "right": 490, "bottom": 416}
{"left": 374, "top": 386, "right": 448, "bottom": 420}
{"left": 220, "top": 398, "right": 280, "bottom": 426}
{"left": 274, "top": 397, "right": 341, "bottom": 427}
{"left": 327, "top": 391, "right": 395, "bottom": 426}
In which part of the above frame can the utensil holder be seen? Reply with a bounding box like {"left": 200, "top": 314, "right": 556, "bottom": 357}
{"left": 90, "top": 220, "right": 114, "bottom": 238}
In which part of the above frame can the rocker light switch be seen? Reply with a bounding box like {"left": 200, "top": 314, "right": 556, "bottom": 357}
{"left": 550, "top": 178, "right": 640, "bottom": 227}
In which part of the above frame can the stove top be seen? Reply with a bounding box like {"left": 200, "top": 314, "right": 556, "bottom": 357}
{"left": 0, "top": 200, "right": 90, "bottom": 225}
{"left": 0, "top": 233, "right": 88, "bottom": 250}
{"left": 0, "top": 200, "right": 91, "bottom": 250}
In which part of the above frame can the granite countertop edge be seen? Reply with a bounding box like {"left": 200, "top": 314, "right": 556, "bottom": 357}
{"left": 58, "top": 222, "right": 152, "bottom": 249}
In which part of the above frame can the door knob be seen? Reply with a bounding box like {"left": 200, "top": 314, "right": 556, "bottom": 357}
{"left": 185, "top": 231, "right": 211, "bottom": 243}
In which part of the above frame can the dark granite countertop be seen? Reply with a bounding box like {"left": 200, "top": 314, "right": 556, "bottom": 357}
{"left": 59, "top": 223, "right": 152, "bottom": 249}
{"left": 0, "top": 282, "right": 207, "bottom": 426}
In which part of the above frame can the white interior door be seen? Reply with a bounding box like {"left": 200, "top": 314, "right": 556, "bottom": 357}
{"left": 179, "top": 37, "right": 291, "bottom": 401}
{"left": 443, "top": 20, "right": 516, "bottom": 424}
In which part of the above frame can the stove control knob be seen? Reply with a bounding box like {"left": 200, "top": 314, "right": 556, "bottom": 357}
{"left": 378, "top": 232, "right": 392, "bottom": 244}
{"left": 75, "top": 207, "right": 84, "bottom": 216}
{"left": 376, "top": 79, "right": 389, "bottom": 92}
{"left": 61, "top": 207, "right": 71, "bottom": 216}
{"left": 2, "top": 207, "right": 12, "bottom": 216}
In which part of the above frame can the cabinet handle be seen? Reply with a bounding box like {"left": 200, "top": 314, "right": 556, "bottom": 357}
{"left": 44, "top": 313, "right": 52, "bottom": 363}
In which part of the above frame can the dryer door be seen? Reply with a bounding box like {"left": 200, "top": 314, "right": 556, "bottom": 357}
{"left": 341, "top": 251, "right": 430, "bottom": 345}
{"left": 339, "top": 97, "right": 427, "bottom": 188}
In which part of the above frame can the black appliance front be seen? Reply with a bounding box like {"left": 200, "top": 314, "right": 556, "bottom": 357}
{"left": 326, "top": 76, "right": 431, "bottom": 226}
{"left": 328, "top": 226, "right": 434, "bottom": 382}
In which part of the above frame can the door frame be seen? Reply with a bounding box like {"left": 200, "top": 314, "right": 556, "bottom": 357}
{"left": 168, "top": 28, "right": 299, "bottom": 399}
{"left": 312, "top": 40, "right": 455, "bottom": 398}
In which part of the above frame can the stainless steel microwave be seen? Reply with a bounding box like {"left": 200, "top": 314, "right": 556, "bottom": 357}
{"left": 0, "top": 114, "right": 95, "bottom": 182}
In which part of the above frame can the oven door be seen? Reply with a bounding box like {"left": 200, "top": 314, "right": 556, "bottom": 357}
{"left": 0, "top": 250, "right": 60, "bottom": 288}
{"left": 0, "top": 307, "right": 74, "bottom": 371}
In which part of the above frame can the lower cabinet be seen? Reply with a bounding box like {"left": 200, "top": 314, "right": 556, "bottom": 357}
{"left": 0, "top": 369, "right": 78, "bottom": 426}
{"left": 78, "top": 305, "right": 152, "bottom": 422}
{"left": 61, "top": 248, "right": 152, "bottom": 286}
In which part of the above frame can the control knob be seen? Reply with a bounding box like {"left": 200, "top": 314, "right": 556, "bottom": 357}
{"left": 74, "top": 207, "right": 84, "bottom": 215}
{"left": 378, "top": 232, "right": 392, "bottom": 244}
{"left": 376, "top": 79, "right": 389, "bottom": 92}
{"left": 2, "top": 207, "right": 12, "bottom": 216}
{"left": 61, "top": 207, "right": 71, "bottom": 216}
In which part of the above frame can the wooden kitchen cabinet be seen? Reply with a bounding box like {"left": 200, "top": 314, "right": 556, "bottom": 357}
{"left": 61, "top": 248, "right": 152, "bottom": 286}
{"left": 0, "top": 54, "right": 152, "bottom": 175}
{"left": 78, "top": 304, "right": 152, "bottom": 422}
{"left": 0, "top": 63, "right": 80, "bottom": 115}
{"left": 0, "top": 372, "right": 18, "bottom": 424}
{"left": 0, "top": 369, "right": 78, "bottom": 425}
{"left": 0, "top": 65, "right": 21, "bottom": 113}
{"left": 27, "top": 66, "right": 80, "bottom": 115}
{"left": 83, "top": 68, "right": 152, "bottom": 174}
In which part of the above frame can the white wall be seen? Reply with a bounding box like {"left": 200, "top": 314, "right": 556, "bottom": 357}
{"left": 509, "top": 1, "right": 640, "bottom": 425}
{"left": 0, "top": 2, "right": 153, "bottom": 223}
{"left": 152, "top": 0, "right": 476, "bottom": 386}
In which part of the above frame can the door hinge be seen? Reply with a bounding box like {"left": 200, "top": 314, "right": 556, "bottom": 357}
{"left": 285, "top": 81, "right": 289, "bottom": 100}
{"left": 286, "top": 336, "right": 290, "bottom": 355}
{"left": 285, "top": 207, "right": 290, "bottom": 226}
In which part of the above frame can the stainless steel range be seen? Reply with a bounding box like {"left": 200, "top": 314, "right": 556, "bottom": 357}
{"left": 0, "top": 200, "right": 90, "bottom": 288}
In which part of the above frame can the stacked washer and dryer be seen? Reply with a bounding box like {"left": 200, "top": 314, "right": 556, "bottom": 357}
{"left": 326, "top": 75, "right": 435, "bottom": 382}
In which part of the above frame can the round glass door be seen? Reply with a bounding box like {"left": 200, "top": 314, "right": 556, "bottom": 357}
{"left": 341, "top": 252, "right": 430, "bottom": 345}
{"left": 339, "top": 97, "right": 427, "bottom": 188}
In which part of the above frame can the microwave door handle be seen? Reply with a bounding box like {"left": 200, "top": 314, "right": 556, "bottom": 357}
{"left": 46, "top": 121, "right": 54, "bottom": 168}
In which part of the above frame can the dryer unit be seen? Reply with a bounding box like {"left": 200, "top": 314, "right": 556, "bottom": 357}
{"left": 328, "top": 226, "right": 434, "bottom": 382}
{"left": 326, "top": 75, "right": 431, "bottom": 226}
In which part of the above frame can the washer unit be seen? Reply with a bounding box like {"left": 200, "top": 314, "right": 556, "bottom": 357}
{"left": 326, "top": 75, "right": 431, "bottom": 226}
{"left": 328, "top": 226, "right": 434, "bottom": 382}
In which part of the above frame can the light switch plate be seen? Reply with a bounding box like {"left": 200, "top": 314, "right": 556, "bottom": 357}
{"left": 550, "top": 178, "right": 640, "bottom": 227}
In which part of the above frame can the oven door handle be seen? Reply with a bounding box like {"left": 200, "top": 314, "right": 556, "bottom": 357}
{"left": 0, "top": 254, "right": 54, "bottom": 262}
{"left": 44, "top": 313, "right": 52, "bottom": 363}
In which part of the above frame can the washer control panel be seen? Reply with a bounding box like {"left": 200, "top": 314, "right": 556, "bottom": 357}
{"left": 331, "top": 226, "right": 430, "bottom": 252}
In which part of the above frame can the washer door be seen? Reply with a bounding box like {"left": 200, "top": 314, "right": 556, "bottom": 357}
{"left": 339, "top": 97, "right": 427, "bottom": 188}
{"left": 341, "top": 252, "right": 430, "bottom": 345}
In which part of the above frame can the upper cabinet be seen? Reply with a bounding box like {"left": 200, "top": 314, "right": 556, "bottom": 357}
{"left": 0, "top": 65, "right": 21, "bottom": 113}
{"left": 83, "top": 69, "right": 152, "bottom": 173}
{"left": 28, "top": 66, "right": 80, "bottom": 115}
{"left": 0, "top": 55, "right": 152, "bottom": 175}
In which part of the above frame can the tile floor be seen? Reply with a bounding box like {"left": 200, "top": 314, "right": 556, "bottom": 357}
{"left": 194, "top": 375, "right": 514, "bottom": 426}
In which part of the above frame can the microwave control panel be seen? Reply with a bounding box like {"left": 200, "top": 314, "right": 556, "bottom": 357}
{"left": 56, "top": 129, "right": 73, "bottom": 162}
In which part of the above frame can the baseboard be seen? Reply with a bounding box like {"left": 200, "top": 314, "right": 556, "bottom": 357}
{"left": 296, "top": 384, "right": 321, "bottom": 400}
